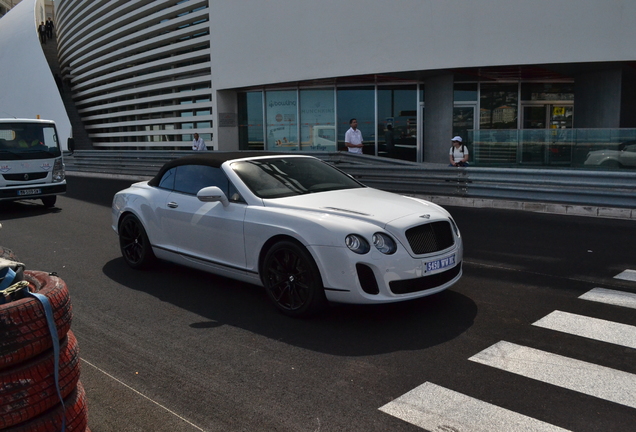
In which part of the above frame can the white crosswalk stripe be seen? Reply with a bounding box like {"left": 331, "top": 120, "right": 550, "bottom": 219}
{"left": 614, "top": 269, "right": 636, "bottom": 282}
{"left": 533, "top": 310, "right": 636, "bottom": 349}
{"left": 579, "top": 287, "right": 636, "bottom": 309}
{"left": 469, "top": 341, "right": 636, "bottom": 409}
{"left": 379, "top": 382, "right": 570, "bottom": 432}
{"left": 380, "top": 270, "right": 636, "bottom": 430}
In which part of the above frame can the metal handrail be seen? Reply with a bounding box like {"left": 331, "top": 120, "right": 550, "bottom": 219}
{"left": 63, "top": 150, "right": 636, "bottom": 209}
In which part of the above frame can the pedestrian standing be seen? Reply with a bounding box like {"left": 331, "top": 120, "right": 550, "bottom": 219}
{"left": 38, "top": 21, "right": 46, "bottom": 44}
{"left": 46, "top": 18, "right": 54, "bottom": 39}
{"left": 345, "top": 118, "right": 363, "bottom": 154}
{"left": 192, "top": 133, "right": 207, "bottom": 151}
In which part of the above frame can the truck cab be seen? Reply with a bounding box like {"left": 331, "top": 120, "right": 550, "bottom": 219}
{"left": 0, "top": 118, "right": 70, "bottom": 207}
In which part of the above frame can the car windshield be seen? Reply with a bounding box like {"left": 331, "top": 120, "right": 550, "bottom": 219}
{"left": 231, "top": 157, "right": 364, "bottom": 198}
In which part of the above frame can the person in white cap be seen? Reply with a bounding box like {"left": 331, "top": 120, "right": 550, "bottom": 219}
{"left": 449, "top": 136, "right": 469, "bottom": 166}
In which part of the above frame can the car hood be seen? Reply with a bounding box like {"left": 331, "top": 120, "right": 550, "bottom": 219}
{"left": 262, "top": 187, "right": 449, "bottom": 226}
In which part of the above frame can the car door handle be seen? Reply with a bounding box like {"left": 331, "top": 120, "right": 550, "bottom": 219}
{"left": 167, "top": 202, "right": 178, "bottom": 208}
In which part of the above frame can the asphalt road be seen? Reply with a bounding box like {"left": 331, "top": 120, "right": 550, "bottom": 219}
{"left": 1, "top": 176, "right": 635, "bottom": 432}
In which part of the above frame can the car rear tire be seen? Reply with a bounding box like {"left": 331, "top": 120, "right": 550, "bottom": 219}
{"left": 261, "top": 240, "right": 326, "bottom": 317}
{"left": 41, "top": 196, "right": 56, "bottom": 208}
{"left": 119, "top": 214, "right": 156, "bottom": 269}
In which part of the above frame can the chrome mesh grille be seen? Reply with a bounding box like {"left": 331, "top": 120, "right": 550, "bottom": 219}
{"left": 405, "top": 221, "right": 454, "bottom": 254}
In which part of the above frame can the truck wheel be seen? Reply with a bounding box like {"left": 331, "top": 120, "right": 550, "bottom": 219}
{"left": 41, "top": 196, "right": 57, "bottom": 208}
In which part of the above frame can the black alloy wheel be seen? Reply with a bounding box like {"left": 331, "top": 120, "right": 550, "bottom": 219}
{"left": 119, "top": 214, "right": 155, "bottom": 269}
{"left": 262, "top": 241, "right": 326, "bottom": 317}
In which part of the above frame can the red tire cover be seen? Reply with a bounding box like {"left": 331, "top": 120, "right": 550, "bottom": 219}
{"left": 0, "top": 331, "right": 81, "bottom": 428}
{"left": 0, "top": 271, "right": 72, "bottom": 368}
{"left": 4, "top": 381, "right": 88, "bottom": 432}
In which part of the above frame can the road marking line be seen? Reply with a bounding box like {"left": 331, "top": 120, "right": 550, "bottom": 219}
{"left": 533, "top": 310, "right": 636, "bottom": 349}
{"left": 379, "top": 382, "right": 570, "bottom": 432}
{"left": 81, "top": 358, "right": 207, "bottom": 432}
{"left": 614, "top": 269, "right": 636, "bottom": 282}
{"left": 469, "top": 341, "right": 636, "bottom": 409}
{"left": 579, "top": 288, "right": 636, "bottom": 309}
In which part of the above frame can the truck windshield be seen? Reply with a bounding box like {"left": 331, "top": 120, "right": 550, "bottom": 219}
{"left": 0, "top": 123, "right": 62, "bottom": 160}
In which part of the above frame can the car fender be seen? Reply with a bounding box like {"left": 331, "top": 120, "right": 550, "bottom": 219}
{"left": 112, "top": 184, "right": 171, "bottom": 251}
{"left": 243, "top": 206, "right": 386, "bottom": 273}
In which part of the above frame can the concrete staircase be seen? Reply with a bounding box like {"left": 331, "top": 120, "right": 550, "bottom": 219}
{"left": 40, "top": 32, "right": 93, "bottom": 150}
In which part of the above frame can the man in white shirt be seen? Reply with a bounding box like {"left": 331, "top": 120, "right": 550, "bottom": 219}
{"left": 345, "top": 119, "right": 363, "bottom": 154}
{"left": 192, "top": 133, "right": 207, "bottom": 151}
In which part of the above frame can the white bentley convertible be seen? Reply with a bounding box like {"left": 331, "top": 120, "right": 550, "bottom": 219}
{"left": 112, "top": 153, "right": 463, "bottom": 316}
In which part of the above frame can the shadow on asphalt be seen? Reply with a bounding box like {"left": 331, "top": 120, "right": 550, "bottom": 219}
{"left": 102, "top": 257, "right": 477, "bottom": 357}
{"left": 65, "top": 176, "right": 138, "bottom": 207}
{"left": 0, "top": 200, "right": 62, "bottom": 220}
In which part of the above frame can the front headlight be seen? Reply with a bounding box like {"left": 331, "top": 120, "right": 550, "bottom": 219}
{"left": 372, "top": 233, "right": 397, "bottom": 254}
{"left": 52, "top": 158, "right": 65, "bottom": 182}
{"left": 345, "top": 234, "right": 370, "bottom": 254}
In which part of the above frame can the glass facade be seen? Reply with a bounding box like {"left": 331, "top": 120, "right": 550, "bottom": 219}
{"left": 480, "top": 84, "right": 519, "bottom": 129}
{"left": 265, "top": 90, "right": 298, "bottom": 150}
{"left": 237, "top": 80, "right": 584, "bottom": 166}
{"left": 336, "top": 87, "right": 375, "bottom": 153}
{"left": 377, "top": 85, "right": 417, "bottom": 161}
{"left": 300, "top": 89, "right": 336, "bottom": 151}
{"left": 238, "top": 92, "right": 264, "bottom": 150}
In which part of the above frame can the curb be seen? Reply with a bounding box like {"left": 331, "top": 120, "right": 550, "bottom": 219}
{"left": 417, "top": 195, "right": 636, "bottom": 220}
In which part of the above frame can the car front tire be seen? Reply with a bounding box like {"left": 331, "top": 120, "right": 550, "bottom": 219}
{"left": 119, "top": 214, "right": 156, "bottom": 269}
{"left": 262, "top": 240, "right": 327, "bottom": 317}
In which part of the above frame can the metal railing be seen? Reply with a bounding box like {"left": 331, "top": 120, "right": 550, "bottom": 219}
{"left": 63, "top": 150, "right": 636, "bottom": 209}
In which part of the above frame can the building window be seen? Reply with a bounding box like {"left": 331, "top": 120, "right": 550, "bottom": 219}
{"left": 521, "top": 83, "right": 574, "bottom": 101}
{"left": 454, "top": 83, "right": 478, "bottom": 102}
{"left": 337, "top": 87, "right": 374, "bottom": 153}
{"left": 265, "top": 90, "right": 298, "bottom": 150}
{"left": 238, "top": 92, "right": 264, "bottom": 150}
{"left": 377, "top": 85, "right": 417, "bottom": 161}
{"left": 299, "top": 89, "right": 335, "bottom": 151}
{"left": 480, "top": 83, "right": 519, "bottom": 129}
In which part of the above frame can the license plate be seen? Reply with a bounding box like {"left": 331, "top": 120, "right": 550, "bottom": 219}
{"left": 424, "top": 254, "right": 456, "bottom": 273}
{"left": 18, "top": 188, "right": 41, "bottom": 196}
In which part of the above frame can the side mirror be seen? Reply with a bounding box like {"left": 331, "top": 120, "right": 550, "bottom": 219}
{"left": 67, "top": 137, "right": 75, "bottom": 154}
{"left": 197, "top": 186, "right": 229, "bottom": 206}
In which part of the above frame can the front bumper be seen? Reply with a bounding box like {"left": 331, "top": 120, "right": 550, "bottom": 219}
{"left": 310, "top": 243, "right": 463, "bottom": 304}
{"left": 0, "top": 182, "right": 66, "bottom": 201}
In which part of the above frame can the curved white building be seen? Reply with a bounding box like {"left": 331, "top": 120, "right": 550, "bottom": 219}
{"left": 51, "top": 0, "right": 636, "bottom": 165}
{"left": 0, "top": 0, "right": 71, "bottom": 149}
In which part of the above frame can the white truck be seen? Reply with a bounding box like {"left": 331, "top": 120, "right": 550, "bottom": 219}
{"left": 0, "top": 118, "right": 73, "bottom": 207}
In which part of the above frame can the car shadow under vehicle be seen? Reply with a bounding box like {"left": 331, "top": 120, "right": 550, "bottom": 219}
{"left": 102, "top": 257, "right": 477, "bottom": 357}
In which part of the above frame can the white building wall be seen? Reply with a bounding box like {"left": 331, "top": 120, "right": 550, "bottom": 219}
{"left": 208, "top": 0, "right": 636, "bottom": 89}
{"left": 0, "top": 0, "right": 72, "bottom": 149}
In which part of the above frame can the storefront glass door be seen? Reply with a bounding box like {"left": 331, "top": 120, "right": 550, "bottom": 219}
{"left": 521, "top": 104, "right": 573, "bottom": 164}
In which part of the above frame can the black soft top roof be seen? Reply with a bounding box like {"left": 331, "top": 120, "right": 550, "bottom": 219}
{"left": 148, "top": 151, "right": 287, "bottom": 186}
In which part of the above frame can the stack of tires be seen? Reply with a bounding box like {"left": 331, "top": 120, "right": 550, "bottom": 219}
{"left": 1, "top": 248, "right": 89, "bottom": 431}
